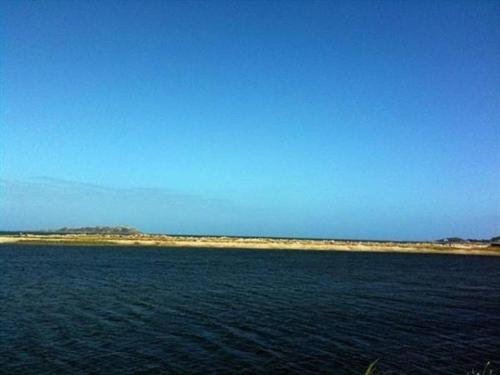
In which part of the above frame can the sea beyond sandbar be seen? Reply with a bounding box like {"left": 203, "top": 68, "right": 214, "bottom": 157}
{"left": 1, "top": 233, "right": 499, "bottom": 256}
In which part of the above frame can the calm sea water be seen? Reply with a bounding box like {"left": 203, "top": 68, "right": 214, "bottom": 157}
{"left": 1, "top": 245, "right": 499, "bottom": 374}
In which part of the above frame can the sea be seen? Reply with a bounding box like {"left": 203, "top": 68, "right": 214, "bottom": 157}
{"left": 1, "top": 245, "right": 499, "bottom": 374}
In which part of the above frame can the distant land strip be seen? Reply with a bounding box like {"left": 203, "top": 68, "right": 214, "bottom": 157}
{"left": 1, "top": 229, "right": 499, "bottom": 256}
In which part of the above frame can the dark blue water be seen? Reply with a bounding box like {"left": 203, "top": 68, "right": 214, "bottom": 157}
{"left": 1, "top": 245, "right": 499, "bottom": 374}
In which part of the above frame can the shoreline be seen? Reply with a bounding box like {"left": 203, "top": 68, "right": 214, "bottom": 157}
{"left": 1, "top": 234, "right": 499, "bottom": 256}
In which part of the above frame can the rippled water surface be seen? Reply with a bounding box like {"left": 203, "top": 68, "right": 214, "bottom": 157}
{"left": 1, "top": 245, "right": 499, "bottom": 374}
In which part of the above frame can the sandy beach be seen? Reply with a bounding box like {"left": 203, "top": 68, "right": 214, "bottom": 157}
{"left": 1, "top": 234, "right": 499, "bottom": 256}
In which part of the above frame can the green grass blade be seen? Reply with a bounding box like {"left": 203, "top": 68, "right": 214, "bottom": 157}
{"left": 365, "top": 359, "right": 379, "bottom": 375}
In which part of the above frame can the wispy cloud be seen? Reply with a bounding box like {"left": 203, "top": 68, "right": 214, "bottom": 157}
{"left": 0, "top": 177, "right": 236, "bottom": 233}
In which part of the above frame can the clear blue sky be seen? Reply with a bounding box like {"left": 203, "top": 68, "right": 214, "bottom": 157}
{"left": 1, "top": 0, "right": 499, "bottom": 240}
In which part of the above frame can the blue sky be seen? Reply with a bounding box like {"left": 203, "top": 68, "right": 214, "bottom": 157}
{"left": 1, "top": 0, "right": 499, "bottom": 240}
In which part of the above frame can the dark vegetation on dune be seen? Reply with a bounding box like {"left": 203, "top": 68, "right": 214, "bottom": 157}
{"left": 54, "top": 226, "right": 141, "bottom": 235}
{"left": 436, "top": 236, "right": 500, "bottom": 245}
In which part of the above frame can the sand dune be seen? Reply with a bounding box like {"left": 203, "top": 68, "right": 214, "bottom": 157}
{"left": 1, "top": 234, "right": 499, "bottom": 256}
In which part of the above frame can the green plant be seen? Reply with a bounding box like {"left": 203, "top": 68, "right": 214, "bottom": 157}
{"left": 364, "top": 360, "right": 495, "bottom": 375}
{"left": 467, "top": 362, "right": 493, "bottom": 375}
{"left": 365, "top": 359, "right": 379, "bottom": 375}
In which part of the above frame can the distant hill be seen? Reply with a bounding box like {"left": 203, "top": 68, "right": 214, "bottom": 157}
{"left": 54, "top": 226, "right": 141, "bottom": 235}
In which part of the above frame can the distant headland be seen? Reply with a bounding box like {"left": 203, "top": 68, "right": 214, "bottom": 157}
{"left": 1, "top": 226, "right": 499, "bottom": 256}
